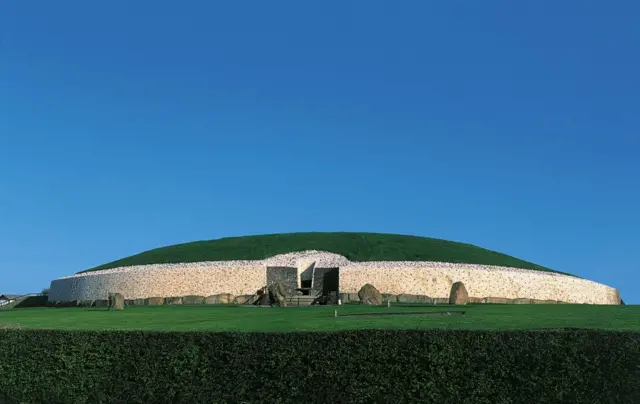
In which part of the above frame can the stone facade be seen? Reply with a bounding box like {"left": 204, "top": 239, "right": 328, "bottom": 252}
{"left": 48, "top": 251, "right": 620, "bottom": 305}
{"left": 266, "top": 267, "right": 298, "bottom": 294}
{"left": 339, "top": 263, "right": 619, "bottom": 305}
{"left": 49, "top": 263, "right": 266, "bottom": 301}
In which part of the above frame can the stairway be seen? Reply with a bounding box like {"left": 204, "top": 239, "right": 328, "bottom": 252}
{"left": 285, "top": 295, "right": 318, "bottom": 306}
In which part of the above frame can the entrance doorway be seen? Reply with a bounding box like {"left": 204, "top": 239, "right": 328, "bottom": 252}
{"left": 312, "top": 267, "right": 339, "bottom": 297}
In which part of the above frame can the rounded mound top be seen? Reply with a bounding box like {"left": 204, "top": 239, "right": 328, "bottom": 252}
{"left": 80, "top": 232, "right": 567, "bottom": 275}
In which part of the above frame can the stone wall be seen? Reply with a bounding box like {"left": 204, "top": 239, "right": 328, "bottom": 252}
{"left": 49, "top": 263, "right": 266, "bottom": 301}
{"left": 266, "top": 267, "right": 298, "bottom": 294}
{"left": 339, "top": 263, "right": 620, "bottom": 305}
{"left": 48, "top": 251, "right": 620, "bottom": 304}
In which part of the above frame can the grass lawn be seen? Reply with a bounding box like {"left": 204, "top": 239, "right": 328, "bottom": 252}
{"left": 1, "top": 304, "right": 638, "bottom": 332}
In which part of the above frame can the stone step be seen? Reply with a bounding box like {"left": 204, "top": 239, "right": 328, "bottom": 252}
{"left": 285, "top": 296, "right": 318, "bottom": 306}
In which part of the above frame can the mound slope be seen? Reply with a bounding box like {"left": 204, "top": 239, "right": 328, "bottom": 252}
{"left": 80, "top": 232, "right": 567, "bottom": 275}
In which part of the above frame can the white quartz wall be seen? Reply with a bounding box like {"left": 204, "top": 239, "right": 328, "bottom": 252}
{"left": 339, "top": 263, "right": 620, "bottom": 305}
{"left": 49, "top": 263, "right": 266, "bottom": 301}
{"left": 48, "top": 251, "right": 620, "bottom": 304}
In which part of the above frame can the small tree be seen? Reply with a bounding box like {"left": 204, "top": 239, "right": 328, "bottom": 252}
{"left": 41, "top": 287, "right": 50, "bottom": 296}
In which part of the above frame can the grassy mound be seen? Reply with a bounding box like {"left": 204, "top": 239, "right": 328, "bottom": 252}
{"left": 81, "top": 232, "right": 562, "bottom": 274}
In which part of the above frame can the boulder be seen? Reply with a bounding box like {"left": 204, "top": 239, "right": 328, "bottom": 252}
{"left": 131, "top": 298, "right": 146, "bottom": 306}
{"left": 165, "top": 297, "right": 183, "bottom": 305}
{"left": 77, "top": 300, "right": 94, "bottom": 307}
{"left": 108, "top": 293, "right": 125, "bottom": 311}
{"left": 448, "top": 282, "right": 469, "bottom": 305}
{"left": 145, "top": 297, "right": 165, "bottom": 306}
{"left": 268, "top": 282, "right": 288, "bottom": 307}
{"left": 182, "top": 295, "right": 205, "bottom": 305}
{"left": 348, "top": 293, "right": 359, "bottom": 302}
{"left": 513, "top": 298, "right": 531, "bottom": 304}
{"left": 339, "top": 293, "right": 350, "bottom": 303}
{"left": 358, "top": 284, "right": 382, "bottom": 305}
{"left": 467, "top": 297, "right": 484, "bottom": 304}
{"left": 124, "top": 299, "right": 135, "bottom": 306}
{"left": 433, "top": 297, "right": 449, "bottom": 305}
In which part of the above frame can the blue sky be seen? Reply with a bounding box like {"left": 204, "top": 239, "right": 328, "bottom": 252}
{"left": 1, "top": 1, "right": 638, "bottom": 303}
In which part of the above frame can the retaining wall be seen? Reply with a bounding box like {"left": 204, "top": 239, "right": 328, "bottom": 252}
{"left": 49, "top": 264, "right": 266, "bottom": 301}
{"left": 339, "top": 263, "right": 620, "bottom": 305}
{"left": 48, "top": 251, "right": 620, "bottom": 304}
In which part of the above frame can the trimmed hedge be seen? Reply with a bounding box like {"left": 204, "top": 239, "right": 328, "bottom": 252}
{"left": 13, "top": 295, "right": 48, "bottom": 308}
{"left": 0, "top": 330, "right": 639, "bottom": 403}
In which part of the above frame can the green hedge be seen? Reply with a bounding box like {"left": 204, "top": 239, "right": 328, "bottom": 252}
{"left": 14, "top": 296, "right": 49, "bottom": 308}
{"left": 0, "top": 330, "right": 638, "bottom": 403}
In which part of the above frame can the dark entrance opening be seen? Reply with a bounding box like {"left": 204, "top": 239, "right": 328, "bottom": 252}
{"left": 312, "top": 267, "right": 339, "bottom": 304}
{"left": 322, "top": 268, "right": 339, "bottom": 297}
{"left": 300, "top": 279, "right": 312, "bottom": 295}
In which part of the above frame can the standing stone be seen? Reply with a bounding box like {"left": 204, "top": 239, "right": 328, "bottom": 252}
{"left": 358, "top": 284, "right": 382, "bottom": 305}
{"left": 108, "top": 292, "right": 125, "bottom": 311}
{"left": 448, "top": 282, "right": 469, "bottom": 305}
{"left": 268, "top": 282, "right": 288, "bottom": 307}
